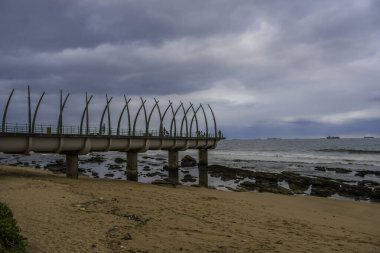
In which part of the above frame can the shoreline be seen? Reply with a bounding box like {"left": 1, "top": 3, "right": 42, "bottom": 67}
{"left": 1, "top": 152, "right": 380, "bottom": 202}
{"left": 1, "top": 165, "right": 380, "bottom": 252}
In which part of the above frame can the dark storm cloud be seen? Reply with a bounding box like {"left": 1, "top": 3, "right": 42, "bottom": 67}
{"left": 1, "top": 0, "right": 380, "bottom": 137}
{"left": 0, "top": 0, "right": 260, "bottom": 94}
{"left": 0, "top": 0, "right": 260, "bottom": 52}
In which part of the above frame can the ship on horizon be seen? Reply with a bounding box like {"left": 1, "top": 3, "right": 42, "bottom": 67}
{"left": 326, "top": 136, "right": 340, "bottom": 139}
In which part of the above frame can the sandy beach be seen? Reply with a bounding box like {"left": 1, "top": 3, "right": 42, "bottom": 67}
{"left": 0, "top": 165, "right": 379, "bottom": 253}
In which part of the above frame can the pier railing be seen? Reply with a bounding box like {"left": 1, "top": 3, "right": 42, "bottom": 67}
{"left": 0, "top": 123, "right": 220, "bottom": 139}
{"left": 1, "top": 87, "right": 224, "bottom": 140}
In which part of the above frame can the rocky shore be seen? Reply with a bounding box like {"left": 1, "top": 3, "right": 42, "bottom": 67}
{"left": 1, "top": 152, "right": 380, "bottom": 202}
{"left": 206, "top": 165, "right": 380, "bottom": 201}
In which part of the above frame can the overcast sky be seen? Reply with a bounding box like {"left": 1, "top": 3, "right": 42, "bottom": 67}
{"left": 1, "top": 0, "right": 380, "bottom": 138}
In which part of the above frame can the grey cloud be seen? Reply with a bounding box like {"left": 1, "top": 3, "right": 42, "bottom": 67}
{"left": 1, "top": 0, "right": 380, "bottom": 137}
{"left": 0, "top": 0, "right": 262, "bottom": 52}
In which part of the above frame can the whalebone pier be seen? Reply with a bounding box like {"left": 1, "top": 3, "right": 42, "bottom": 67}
{"left": 0, "top": 87, "right": 224, "bottom": 180}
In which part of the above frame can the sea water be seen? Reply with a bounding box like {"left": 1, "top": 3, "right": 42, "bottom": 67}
{"left": 214, "top": 138, "right": 380, "bottom": 166}
{"left": 185, "top": 138, "right": 380, "bottom": 190}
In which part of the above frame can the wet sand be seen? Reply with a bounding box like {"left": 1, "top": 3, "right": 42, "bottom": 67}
{"left": 0, "top": 165, "right": 380, "bottom": 253}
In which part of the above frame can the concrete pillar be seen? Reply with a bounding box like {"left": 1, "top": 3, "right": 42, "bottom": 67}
{"left": 168, "top": 167, "right": 179, "bottom": 184}
{"left": 126, "top": 152, "right": 138, "bottom": 181}
{"left": 199, "top": 167, "right": 209, "bottom": 187}
{"left": 168, "top": 150, "right": 179, "bottom": 170}
{"left": 66, "top": 153, "right": 79, "bottom": 179}
{"left": 198, "top": 149, "right": 208, "bottom": 166}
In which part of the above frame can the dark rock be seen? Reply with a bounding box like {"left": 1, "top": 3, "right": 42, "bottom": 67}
{"left": 104, "top": 173, "right": 114, "bottom": 177}
{"left": 370, "top": 187, "right": 380, "bottom": 201}
{"left": 207, "top": 165, "right": 255, "bottom": 181}
{"left": 92, "top": 172, "right": 99, "bottom": 177}
{"left": 239, "top": 178, "right": 292, "bottom": 195}
{"left": 82, "top": 155, "right": 106, "bottom": 164}
{"left": 147, "top": 162, "right": 160, "bottom": 167}
{"left": 146, "top": 172, "right": 166, "bottom": 177}
{"left": 254, "top": 179, "right": 293, "bottom": 195}
{"left": 108, "top": 164, "right": 122, "bottom": 170}
{"left": 254, "top": 172, "right": 280, "bottom": 182}
{"left": 181, "top": 174, "right": 197, "bottom": 183}
{"left": 227, "top": 186, "right": 247, "bottom": 192}
{"left": 335, "top": 168, "right": 352, "bottom": 174}
{"left": 281, "top": 172, "right": 311, "bottom": 194}
{"left": 326, "top": 167, "right": 352, "bottom": 174}
{"left": 338, "top": 184, "right": 372, "bottom": 200}
{"left": 192, "top": 164, "right": 380, "bottom": 201}
{"left": 355, "top": 170, "right": 380, "bottom": 177}
{"left": 358, "top": 180, "right": 379, "bottom": 188}
{"left": 315, "top": 166, "right": 352, "bottom": 174}
{"left": 309, "top": 177, "right": 341, "bottom": 197}
{"left": 315, "top": 166, "right": 326, "bottom": 172}
{"left": 44, "top": 159, "right": 65, "bottom": 173}
{"left": 239, "top": 181, "right": 256, "bottom": 191}
{"left": 288, "top": 183, "right": 310, "bottom": 194}
{"left": 311, "top": 187, "right": 335, "bottom": 197}
{"left": 225, "top": 186, "right": 238, "bottom": 192}
{"left": 181, "top": 155, "right": 197, "bottom": 167}
{"left": 114, "top": 157, "right": 125, "bottom": 164}
{"left": 310, "top": 177, "right": 340, "bottom": 191}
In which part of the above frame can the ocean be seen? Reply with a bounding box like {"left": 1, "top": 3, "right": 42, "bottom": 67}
{"left": 211, "top": 138, "right": 380, "bottom": 177}
{"left": 180, "top": 138, "right": 380, "bottom": 191}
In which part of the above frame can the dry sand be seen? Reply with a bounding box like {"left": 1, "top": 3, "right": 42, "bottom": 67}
{"left": 0, "top": 165, "right": 379, "bottom": 253}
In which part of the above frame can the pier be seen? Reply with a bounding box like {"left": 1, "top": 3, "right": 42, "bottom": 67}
{"left": 0, "top": 87, "right": 224, "bottom": 179}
